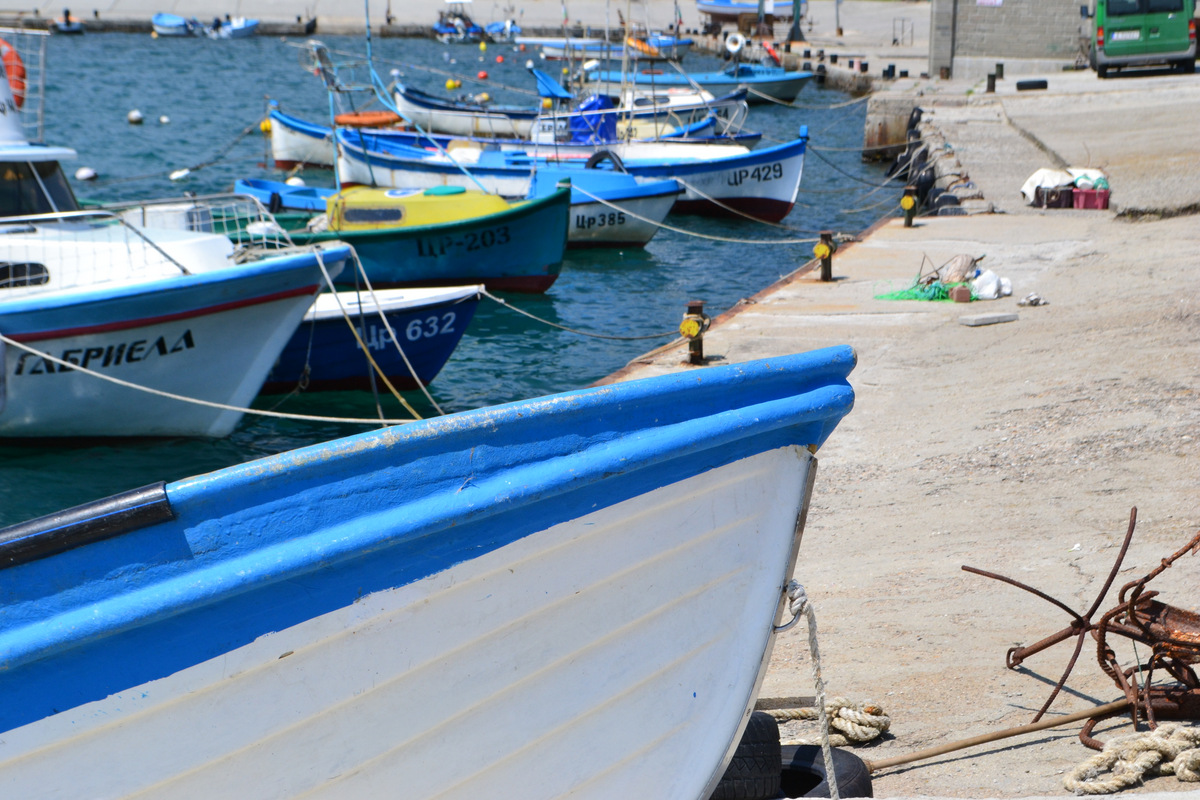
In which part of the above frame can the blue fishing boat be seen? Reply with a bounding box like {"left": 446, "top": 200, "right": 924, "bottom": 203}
{"left": 237, "top": 173, "right": 678, "bottom": 248}
{"left": 337, "top": 126, "right": 809, "bottom": 222}
{"left": 587, "top": 63, "right": 814, "bottom": 104}
{"left": 266, "top": 103, "right": 755, "bottom": 171}
{"left": 432, "top": 0, "right": 483, "bottom": 42}
{"left": 151, "top": 12, "right": 197, "bottom": 36}
{"left": 0, "top": 346, "right": 856, "bottom": 798}
{"left": 262, "top": 285, "right": 481, "bottom": 394}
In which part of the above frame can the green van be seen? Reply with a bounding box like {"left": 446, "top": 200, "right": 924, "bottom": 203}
{"left": 1085, "top": 0, "right": 1197, "bottom": 77}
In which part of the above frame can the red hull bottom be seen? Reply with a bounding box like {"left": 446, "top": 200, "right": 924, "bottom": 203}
{"left": 671, "top": 197, "right": 795, "bottom": 224}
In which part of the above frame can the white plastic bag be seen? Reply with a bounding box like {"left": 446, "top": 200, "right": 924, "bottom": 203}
{"left": 972, "top": 269, "right": 1001, "bottom": 300}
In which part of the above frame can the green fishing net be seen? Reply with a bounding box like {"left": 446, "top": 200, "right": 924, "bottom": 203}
{"left": 875, "top": 279, "right": 974, "bottom": 302}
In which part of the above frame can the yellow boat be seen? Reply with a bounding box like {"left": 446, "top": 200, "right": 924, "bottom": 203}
{"left": 325, "top": 185, "right": 515, "bottom": 232}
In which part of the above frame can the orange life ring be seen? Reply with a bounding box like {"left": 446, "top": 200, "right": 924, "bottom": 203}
{"left": 0, "top": 38, "right": 25, "bottom": 108}
{"left": 333, "top": 110, "right": 403, "bottom": 128}
{"left": 763, "top": 42, "right": 782, "bottom": 66}
{"left": 625, "top": 36, "right": 662, "bottom": 59}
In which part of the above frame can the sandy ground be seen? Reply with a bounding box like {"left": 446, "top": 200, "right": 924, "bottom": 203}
{"left": 596, "top": 53, "right": 1200, "bottom": 800}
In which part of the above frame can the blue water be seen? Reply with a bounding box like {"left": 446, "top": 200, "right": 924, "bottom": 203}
{"left": 0, "top": 33, "right": 898, "bottom": 524}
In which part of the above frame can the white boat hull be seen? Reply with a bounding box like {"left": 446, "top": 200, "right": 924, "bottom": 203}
{"left": 270, "top": 114, "right": 334, "bottom": 170}
{"left": 0, "top": 294, "right": 315, "bottom": 437}
{"left": 568, "top": 190, "right": 677, "bottom": 247}
{"left": 0, "top": 447, "right": 814, "bottom": 799}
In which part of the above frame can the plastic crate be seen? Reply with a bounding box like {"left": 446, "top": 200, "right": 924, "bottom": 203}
{"left": 1034, "top": 186, "right": 1074, "bottom": 208}
{"left": 1073, "top": 189, "right": 1110, "bottom": 209}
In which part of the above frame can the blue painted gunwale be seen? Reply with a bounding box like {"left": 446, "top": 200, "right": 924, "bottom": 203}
{"left": 0, "top": 346, "right": 856, "bottom": 735}
{"left": 235, "top": 177, "right": 334, "bottom": 212}
{"left": 0, "top": 244, "right": 352, "bottom": 340}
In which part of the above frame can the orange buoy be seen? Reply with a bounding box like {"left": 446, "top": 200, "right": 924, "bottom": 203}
{"left": 0, "top": 38, "right": 26, "bottom": 108}
{"left": 763, "top": 41, "right": 782, "bottom": 66}
{"left": 477, "top": 70, "right": 488, "bottom": 79}
{"left": 333, "top": 110, "right": 403, "bottom": 128}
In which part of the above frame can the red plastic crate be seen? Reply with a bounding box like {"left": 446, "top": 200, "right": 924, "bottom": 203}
{"left": 1073, "top": 189, "right": 1110, "bottom": 209}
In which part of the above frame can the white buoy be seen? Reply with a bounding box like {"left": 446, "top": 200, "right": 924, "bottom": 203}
{"left": 74, "top": 166, "right": 97, "bottom": 181}
{"left": 158, "top": 115, "right": 170, "bottom": 124}
{"left": 168, "top": 168, "right": 190, "bottom": 181}
{"left": 127, "top": 109, "right": 144, "bottom": 125}
{"left": 285, "top": 176, "right": 306, "bottom": 187}
{"left": 525, "top": 59, "right": 535, "bottom": 70}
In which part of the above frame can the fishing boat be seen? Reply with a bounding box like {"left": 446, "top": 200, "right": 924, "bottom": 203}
{"left": 151, "top": 12, "right": 198, "bottom": 37}
{"left": 483, "top": 18, "right": 521, "bottom": 42}
{"left": 697, "top": 0, "right": 802, "bottom": 23}
{"left": 205, "top": 16, "right": 259, "bottom": 38}
{"left": 337, "top": 126, "right": 808, "bottom": 222}
{"left": 587, "top": 62, "right": 815, "bottom": 104}
{"left": 432, "top": 0, "right": 483, "bottom": 43}
{"left": 49, "top": 11, "right": 84, "bottom": 34}
{"left": 238, "top": 172, "right": 678, "bottom": 249}
{"left": 266, "top": 96, "right": 753, "bottom": 170}
{"left": 280, "top": 184, "right": 570, "bottom": 292}
{"left": 0, "top": 345, "right": 856, "bottom": 798}
{"left": 531, "top": 168, "right": 681, "bottom": 248}
{"left": 262, "top": 285, "right": 481, "bottom": 394}
{"left": 541, "top": 34, "right": 694, "bottom": 61}
{"left": 0, "top": 32, "right": 352, "bottom": 437}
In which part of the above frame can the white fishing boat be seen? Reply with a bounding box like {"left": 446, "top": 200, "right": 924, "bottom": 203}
{"left": 0, "top": 346, "right": 857, "bottom": 798}
{"left": 0, "top": 30, "right": 351, "bottom": 438}
{"left": 337, "top": 125, "right": 807, "bottom": 222}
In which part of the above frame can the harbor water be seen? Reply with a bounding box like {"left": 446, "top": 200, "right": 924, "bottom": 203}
{"left": 0, "top": 33, "right": 900, "bottom": 524}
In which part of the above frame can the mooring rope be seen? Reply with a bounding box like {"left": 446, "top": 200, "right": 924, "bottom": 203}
{"left": 569, "top": 183, "right": 820, "bottom": 244}
{"left": 0, "top": 331, "right": 418, "bottom": 426}
{"left": 1064, "top": 723, "right": 1200, "bottom": 795}
{"left": 785, "top": 582, "right": 842, "bottom": 800}
{"left": 481, "top": 288, "right": 680, "bottom": 340}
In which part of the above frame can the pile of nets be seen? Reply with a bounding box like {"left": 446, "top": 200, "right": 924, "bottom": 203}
{"left": 875, "top": 278, "right": 973, "bottom": 302}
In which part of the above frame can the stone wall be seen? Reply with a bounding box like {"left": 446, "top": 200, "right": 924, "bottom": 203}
{"left": 930, "top": 0, "right": 1087, "bottom": 78}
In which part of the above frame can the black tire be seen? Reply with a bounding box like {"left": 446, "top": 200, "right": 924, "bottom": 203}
{"left": 1097, "top": 64, "right": 1109, "bottom": 79}
{"left": 268, "top": 191, "right": 283, "bottom": 214}
{"left": 780, "top": 744, "right": 874, "bottom": 798}
{"left": 1178, "top": 59, "right": 1196, "bottom": 75}
{"left": 709, "top": 712, "right": 782, "bottom": 800}
{"left": 1016, "top": 79, "right": 1048, "bottom": 91}
{"left": 584, "top": 149, "right": 626, "bottom": 173}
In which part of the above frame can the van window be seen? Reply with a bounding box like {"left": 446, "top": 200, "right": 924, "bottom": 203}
{"left": 1107, "top": 0, "right": 1141, "bottom": 14}
{"left": 1147, "top": 0, "right": 1184, "bottom": 10}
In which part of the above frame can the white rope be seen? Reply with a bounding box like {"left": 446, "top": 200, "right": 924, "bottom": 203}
{"left": 772, "top": 698, "right": 891, "bottom": 747}
{"left": 786, "top": 581, "right": 841, "bottom": 800}
{"left": 0, "top": 332, "right": 418, "bottom": 426}
{"left": 1064, "top": 723, "right": 1200, "bottom": 795}
{"left": 569, "top": 183, "right": 819, "bottom": 245}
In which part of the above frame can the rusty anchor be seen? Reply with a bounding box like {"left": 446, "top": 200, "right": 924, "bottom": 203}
{"left": 963, "top": 508, "right": 1200, "bottom": 749}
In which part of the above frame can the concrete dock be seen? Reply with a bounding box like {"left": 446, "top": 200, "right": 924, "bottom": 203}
{"left": 592, "top": 8, "right": 1200, "bottom": 798}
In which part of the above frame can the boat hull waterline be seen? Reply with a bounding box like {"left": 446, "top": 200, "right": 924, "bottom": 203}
{"left": 0, "top": 346, "right": 856, "bottom": 799}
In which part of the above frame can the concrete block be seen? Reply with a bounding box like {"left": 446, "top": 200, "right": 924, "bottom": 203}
{"left": 958, "top": 312, "right": 1019, "bottom": 327}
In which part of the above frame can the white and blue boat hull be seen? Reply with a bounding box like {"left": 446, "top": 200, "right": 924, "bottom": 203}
{"left": 0, "top": 347, "right": 855, "bottom": 799}
{"left": 0, "top": 244, "right": 349, "bottom": 437}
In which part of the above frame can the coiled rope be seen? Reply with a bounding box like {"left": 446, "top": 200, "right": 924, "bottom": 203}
{"left": 771, "top": 697, "right": 891, "bottom": 747}
{"left": 1064, "top": 723, "right": 1200, "bottom": 795}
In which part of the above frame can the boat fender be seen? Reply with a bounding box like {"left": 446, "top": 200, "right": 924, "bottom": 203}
{"left": 0, "top": 38, "right": 26, "bottom": 108}
{"left": 268, "top": 192, "right": 283, "bottom": 214}
{"left": 725, "top": 32, "right": 746, "bottom": 56}
{"left": 763, "top": 41, "right": 782, "bottom": 66}
{"left": 584, "top": 149, "right": 626, "bottom": 173}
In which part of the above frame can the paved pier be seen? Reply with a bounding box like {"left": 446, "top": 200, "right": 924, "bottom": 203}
{"left": 594, "top": 7, "right": 1200, "bottom": 798}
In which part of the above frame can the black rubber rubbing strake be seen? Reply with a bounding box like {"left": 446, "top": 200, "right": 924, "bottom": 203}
{"left": 0, "top": 481, "right": 175, "bottom": 569}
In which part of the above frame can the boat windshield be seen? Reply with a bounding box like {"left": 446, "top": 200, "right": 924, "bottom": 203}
{"left": 0, "top": 161, "right": 81, "bottom": 218}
